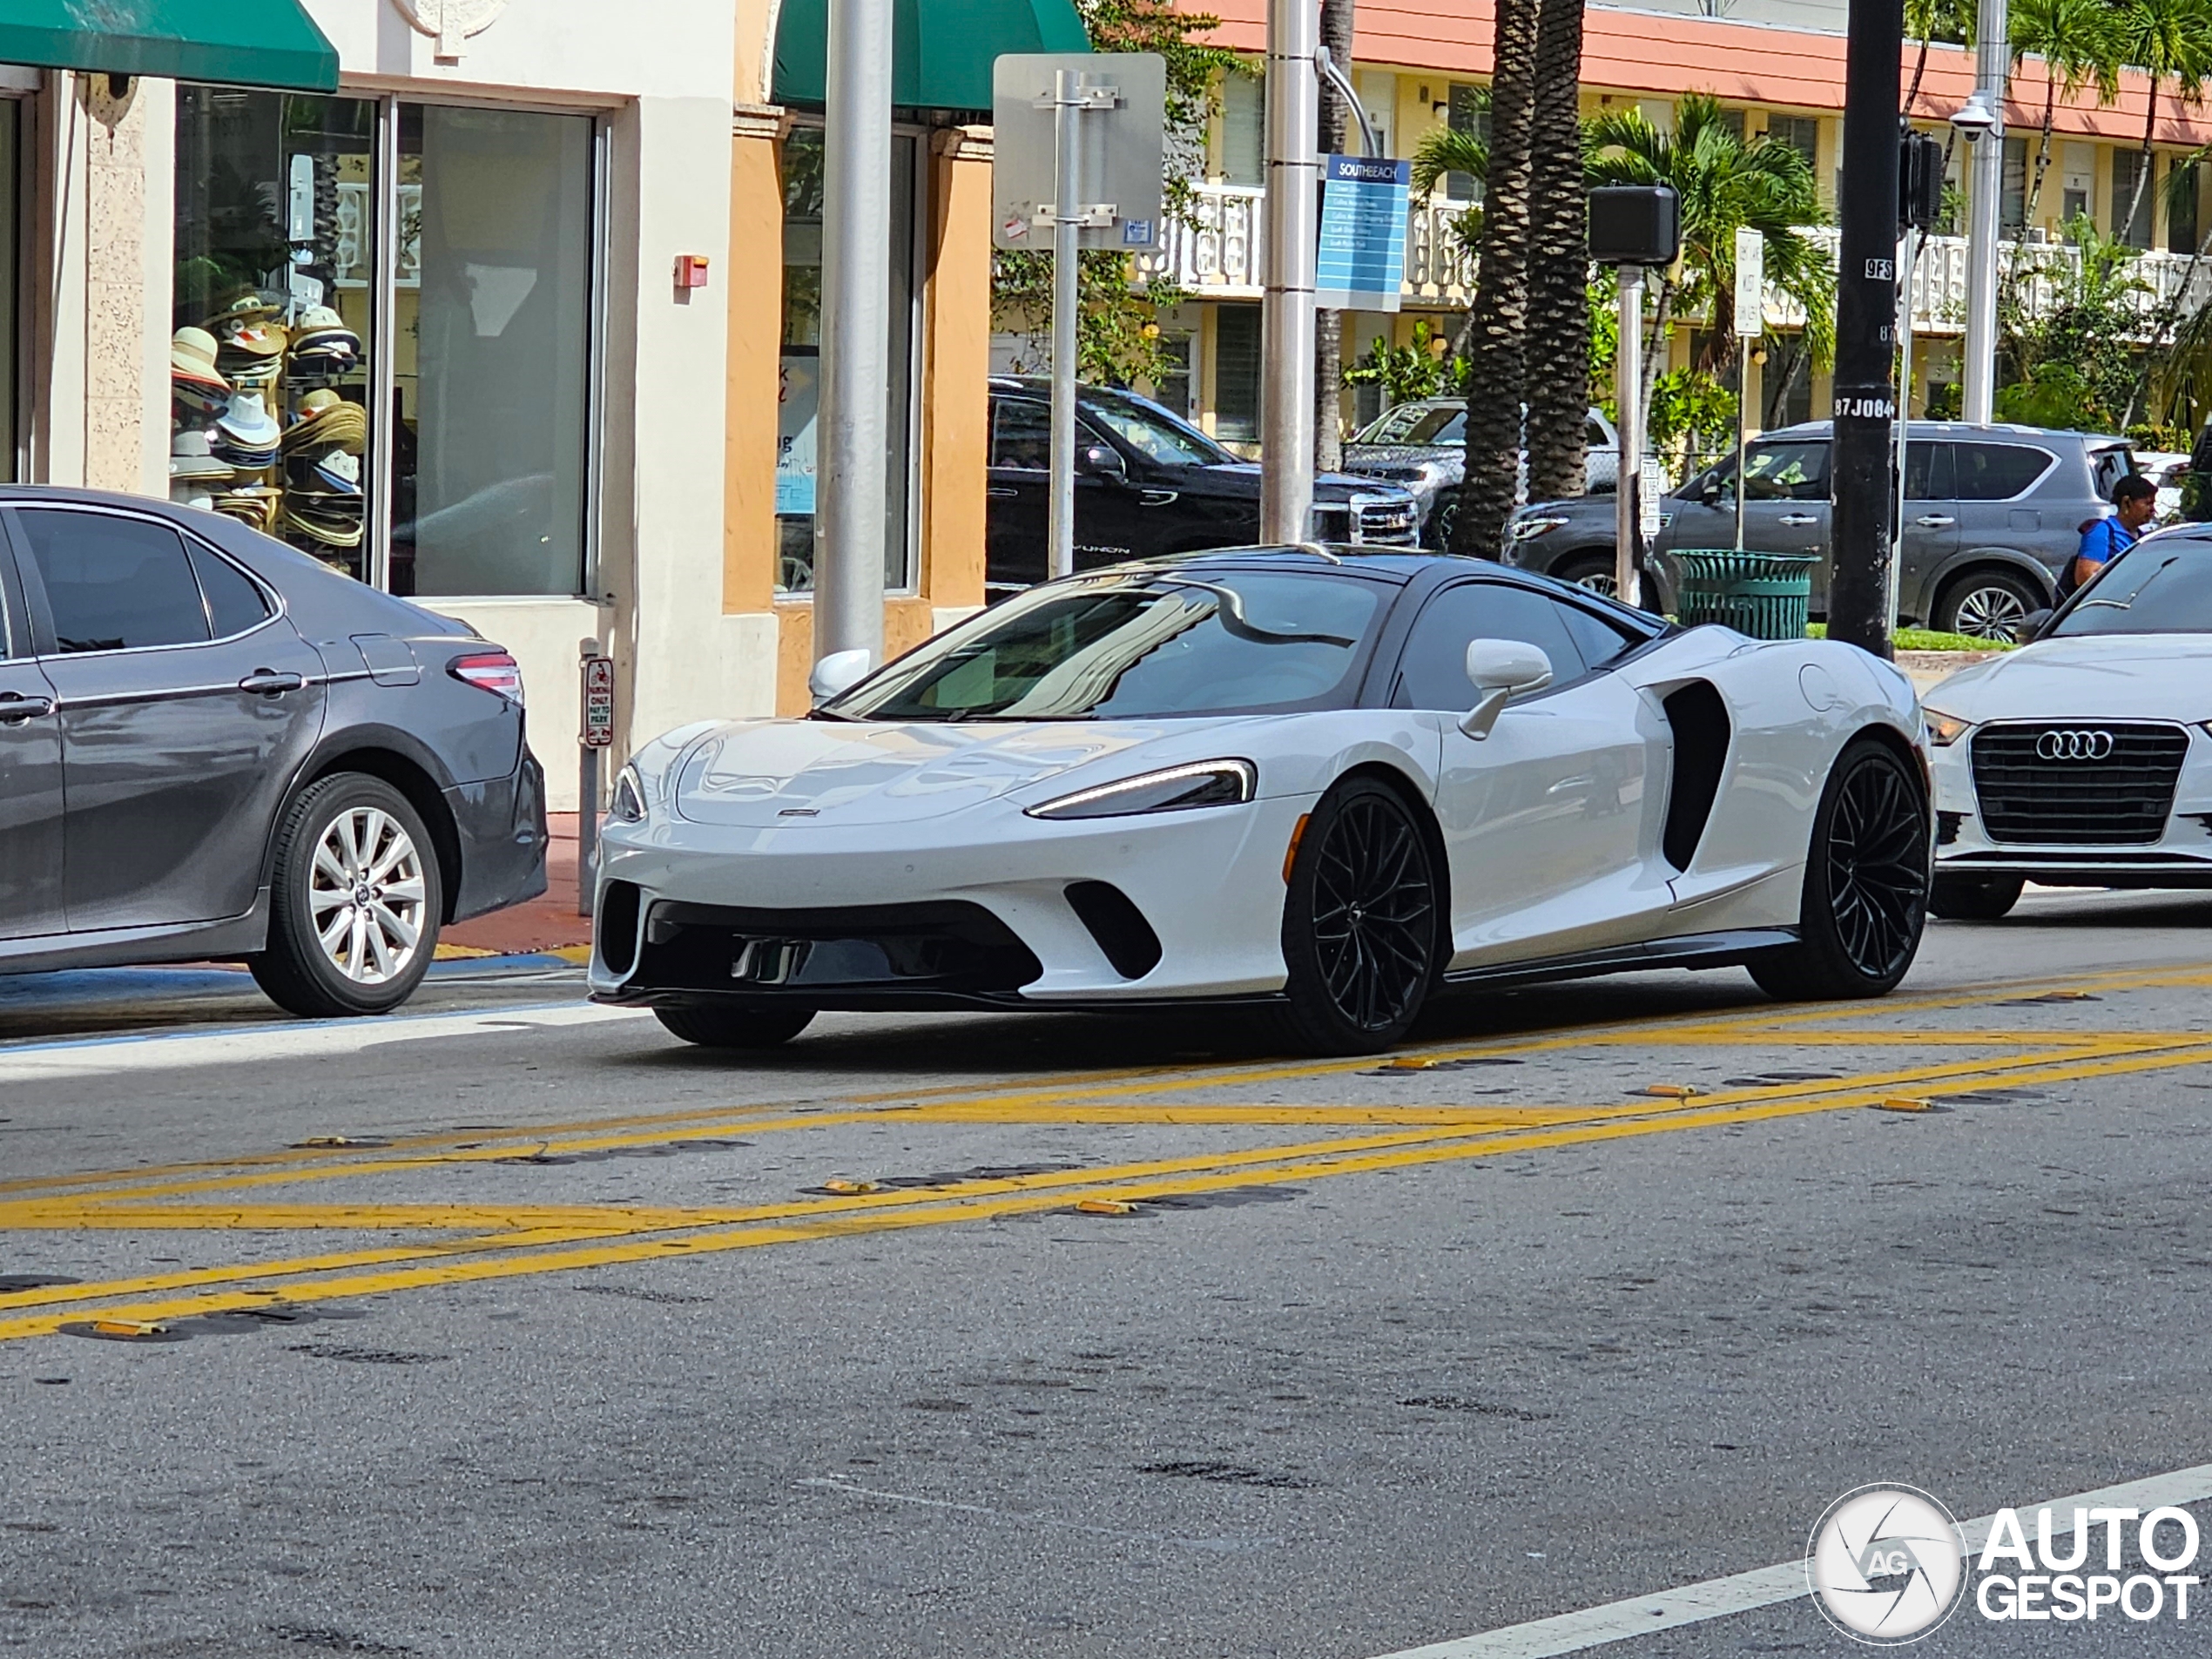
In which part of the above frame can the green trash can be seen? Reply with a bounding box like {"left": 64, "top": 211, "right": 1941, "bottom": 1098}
{"left": 1673, "top": 550, "right": 1818, "bottom": 641}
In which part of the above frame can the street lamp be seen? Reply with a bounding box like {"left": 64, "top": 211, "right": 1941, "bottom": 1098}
{"left": 1954, "top": 0, "right": 2007, "bottom": 424}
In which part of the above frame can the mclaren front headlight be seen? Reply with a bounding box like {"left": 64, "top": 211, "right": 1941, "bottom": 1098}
{"left": 1027, "top": 759, "right": 1258, "bottom": 821}
{"left": 610, "top": 760, "right": 650, "bottom": 823}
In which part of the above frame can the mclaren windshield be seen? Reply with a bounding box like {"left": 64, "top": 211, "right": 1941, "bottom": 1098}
{"left": 826, "top": 568, "right": 1391, "bottom": 721}
{"left": 2051, "top": 535, "right": 2212, "bottom": 636}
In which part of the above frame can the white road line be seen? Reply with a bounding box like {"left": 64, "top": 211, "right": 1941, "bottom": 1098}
{"left": 0, "top": 1001, "right": 646, "bottom": 1082}
{"left": 1370, "top": 1462, "right": 2212, "bottom": 1659}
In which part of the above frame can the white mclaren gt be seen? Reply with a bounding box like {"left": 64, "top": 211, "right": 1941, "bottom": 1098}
{"left": 1924, "top": 523, "right": 2212, "bottom": 918}
{"left": 590, "top": 550, "right": 1933, "bottom": 1055}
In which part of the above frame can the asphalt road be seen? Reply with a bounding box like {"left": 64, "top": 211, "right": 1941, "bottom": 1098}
{"left": 5, "top": 887, "right": 2212, "bottom": 1658}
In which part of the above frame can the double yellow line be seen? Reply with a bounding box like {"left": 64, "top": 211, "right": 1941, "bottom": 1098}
{"left": 5, "top": 1017, "right": 2209, "bottom": 1343}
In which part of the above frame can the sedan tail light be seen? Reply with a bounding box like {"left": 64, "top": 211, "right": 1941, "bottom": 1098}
{"left": 449, "top": 651, "right": 524, "bottom": 705}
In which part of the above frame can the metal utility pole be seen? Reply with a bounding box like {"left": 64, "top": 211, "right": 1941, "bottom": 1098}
{"left": 1614, "top": 266, "right": 1645, "bottom": 606}
{"left": 1827, "top": 0, "right": 1904, "bottom": 658}
{"left": 1959, "top": 0, "right": 2007, "bottom": 422}
{"left": 1048, "top": 68, "right": 1086, "bottom": 581}
{"left": 813, "top": 0, "right": 893, "bottom": 670}
{"left": 1260, "top": 0, "right": 1320, "bottom": 543}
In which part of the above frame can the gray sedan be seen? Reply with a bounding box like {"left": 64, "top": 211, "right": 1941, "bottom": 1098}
{"left": 0, "top": 487, "right": 546, "bottom": 1015}
{"left": 1505, "top": 421, "right": 2138, "bottom": 640}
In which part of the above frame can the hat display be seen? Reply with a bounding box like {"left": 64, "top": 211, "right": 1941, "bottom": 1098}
{"left": 170, "top": 429, "right": 235, "bottom": 481}
{"left": 172, "top": 293, "right": 371, "bottom": 573}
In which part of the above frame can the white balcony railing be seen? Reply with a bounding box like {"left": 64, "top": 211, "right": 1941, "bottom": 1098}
{"left": 1143, "top": 180, "right": 2212, "bottom": 336}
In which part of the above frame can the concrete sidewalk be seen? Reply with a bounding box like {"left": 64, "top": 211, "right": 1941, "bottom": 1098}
{"left": 438, "top": 812, "right": 593, "bottom": 961}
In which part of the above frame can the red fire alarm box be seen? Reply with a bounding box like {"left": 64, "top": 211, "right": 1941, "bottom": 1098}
{"left": 674, "top": 253, "right": 711, "bottom": 291}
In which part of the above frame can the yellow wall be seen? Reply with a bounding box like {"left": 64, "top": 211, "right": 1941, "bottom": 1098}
{"left": 725, "top": 120, "right": 785, "bottom": 617}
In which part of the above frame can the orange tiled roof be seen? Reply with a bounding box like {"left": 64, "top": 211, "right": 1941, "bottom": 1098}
{"left": 1192, "top": 0, "right": 2212, "bottom": 146}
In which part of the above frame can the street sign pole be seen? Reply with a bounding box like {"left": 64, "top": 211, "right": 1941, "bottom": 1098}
{"left": 994, "top": 55, "right": 1165, "bottom": 582}
{"left": 1048, "top": 68, "right": 1085, "bottom": 582}
{"left": 1828, "top": 0, "right": 1903, "bottom": 658}
{"left": 1259, "top": 0, "right": 1319, "bottom": 544}
{"left": 1891, "top": 226, "right": 1920, "bottom": 632}
{"left": 1732, "top": 226, "right": 1764, "bottom": 556}
{"left": 577, "top": 639, "right": 615, "bottom": 919}
{"left": 1615, "top": 265, "right": 1644, "bottom": 607}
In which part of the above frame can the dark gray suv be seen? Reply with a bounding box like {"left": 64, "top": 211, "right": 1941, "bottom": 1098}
{"left": 1505, "top": 421, "right": 2138, "bottom": 639}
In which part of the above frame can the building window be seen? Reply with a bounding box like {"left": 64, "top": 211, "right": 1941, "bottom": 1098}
{"left": 1151, "top": 331, "right": 1195, "bottom": 420}
{"left": 2172, "top": 161, "right": 2201, "bottom": 255}
{"left": 1764, "top": 114, "right": 1818, "bottom": 174}
{"left": 775, "top": 123, "right": 920, "bottom": 596}
{"left": 173, "top": 89, "right": 378, "bottom": 580}
{"left": 172, "top": 89, "right": 597, "bottom": 597}
{"left": 1213, "top": 304, "right": 1261, "bottom": 444}
{"left": 2112, "top": 149, "right": 2151, "bottom": 247}
{"left": 0, "top": 99, "right": 17, "bottom": 482}
{"left": 394, "top": 105, "right": 594, "bottom": 598}
{"left": 1221, "top": 72, "right": 1264, "bottom": 186}
{"left": 2004, "top": 137, "right": 2030, "bottom": 233}
{"left": 1446, "top": 84, "right": 1487, "bottom": 201}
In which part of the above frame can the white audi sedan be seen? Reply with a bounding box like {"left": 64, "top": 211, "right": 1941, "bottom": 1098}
{"left": 590, "top": 549, "right": 1931, "bottom": 1055}
{"left": 1923, "top": 525, "right": 2212, "bottom": 918}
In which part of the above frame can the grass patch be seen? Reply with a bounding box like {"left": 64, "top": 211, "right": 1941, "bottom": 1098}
{"left": 1805, "top": 624, "right": 2014, "bottom": 652}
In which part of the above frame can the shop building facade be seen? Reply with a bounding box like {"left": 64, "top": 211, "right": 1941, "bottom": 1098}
{"left": 1, "top": 0, "right": 1033, "bottom": 806}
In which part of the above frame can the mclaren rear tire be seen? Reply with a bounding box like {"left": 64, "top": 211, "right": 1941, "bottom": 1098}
{"left": 654, "top": 1003, "right": 816, "bottom": 1049}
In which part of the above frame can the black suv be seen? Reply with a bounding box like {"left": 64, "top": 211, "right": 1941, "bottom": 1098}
{"left": 987, "top": 377, "right": 1418, "bottom": 590}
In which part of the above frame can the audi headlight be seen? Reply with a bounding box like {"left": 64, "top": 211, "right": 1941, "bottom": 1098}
{"left": 1027, "top": 759, "right": 1257, "bottom": 820}
{"left": 610, "top": 761, "right": 649, "bottom": 823}
{"left": 1510, "top": 515, "right": 1569, "bottom": 543}
{"left": 1924, "top": 708, "right": 1971, "bottom": 747}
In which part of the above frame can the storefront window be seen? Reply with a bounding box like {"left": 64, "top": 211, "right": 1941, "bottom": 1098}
{"left": 394, "top": 104, "right": 593, "bottom": 597}
{"left": 173, "top": 91, "right": 595, "bottom": 597}
{"left": 776, "top": 124, "right": 916, "bottom": 594}
{"left": 172, "top": 89, "right": 376, "bottom": 578}
{"left": 0, "top": 100, "right": 17, "bottom": 481}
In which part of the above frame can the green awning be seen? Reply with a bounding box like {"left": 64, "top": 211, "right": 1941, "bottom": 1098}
{"left": 772, "top": 0, "right": 1088, "bottom": 112}
{"left": 0, "top": 0, "right": 338, "bottom": 92}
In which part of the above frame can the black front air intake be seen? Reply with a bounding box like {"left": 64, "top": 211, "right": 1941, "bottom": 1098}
{"left": 1064, "top": 881, "right": 1163, "bottom": 980}
{"left": 597, "top": 880, "right": 642, "bottom": 976}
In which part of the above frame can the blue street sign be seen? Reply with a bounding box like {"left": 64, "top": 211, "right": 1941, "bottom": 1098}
{"left": 1316, "top": 154, "right": 1409, "bottom": 314}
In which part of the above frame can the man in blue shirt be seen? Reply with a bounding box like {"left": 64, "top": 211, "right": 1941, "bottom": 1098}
{"left": 2065, "top": 474, "right": 2157, "bottom": 596}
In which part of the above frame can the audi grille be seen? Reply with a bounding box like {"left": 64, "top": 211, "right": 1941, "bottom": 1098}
{"left": 1967, "top": 721, "right": 2190, "bottom": 846}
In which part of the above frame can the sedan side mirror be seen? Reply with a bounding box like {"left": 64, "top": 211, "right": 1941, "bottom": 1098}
{"left": 1460, "top": 639, "right": 1554, "bottom": 738}
{"left": 1079, "top": 442, "right": 1128, "bottom": 483}
{"left": 2017, "top": 607, "right": 2053, "bottom": 644}
{"left": 809, "top": 647, "right": 873, "bottom": 706}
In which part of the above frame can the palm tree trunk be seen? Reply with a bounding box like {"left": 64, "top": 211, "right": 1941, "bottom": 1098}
{"left": 1314, "top": 0, "right": 1356, "bottom": 472}
{"left": 1905, "top": 37, "right": 1932, "bottom": 115}
{"left": 1452, "top": 0, "right": 1539, "bottom": 554}
{"left": 1524, "top": 0, "right": 1589, "bottom": 501}
{"left": 1764, "top": 331, "right": 1808, "bottom": 425}
{"left": 1639, "top": 277, "right": 1676, "bottom": 446}
{"left": 2123, "top": 83, "right": 2160, "bottom": 246}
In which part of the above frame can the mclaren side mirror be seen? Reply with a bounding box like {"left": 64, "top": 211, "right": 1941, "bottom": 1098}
{"left": 1079, "top": 442, "right": 1128, "bottom": 483}
{"left": 1460, "top": 639, "right": 1554, "bottom": 738}
{"left": 808, "top": 647, "right": 873, "bottom": 706}
{"left": 2018, "top": 607, "right": 2053, "bottom": 644}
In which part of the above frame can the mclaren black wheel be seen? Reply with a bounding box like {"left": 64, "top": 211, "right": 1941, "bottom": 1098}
{"left": 1929, "top": 873, "right": 2024, "bottom": 921}
{"left": 653, "top": 1003, "right": 816, "bottom": 1049}
{"left": 1750, "top": 739, "right": 1931, "bottom": 1001}
{"left": 1276, "top": 778, "right": 1442, "bottom": 1055}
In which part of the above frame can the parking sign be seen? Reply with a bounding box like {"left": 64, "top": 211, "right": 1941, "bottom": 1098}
{"left": 581, "top": 656, "right": 615, "bottom": 749}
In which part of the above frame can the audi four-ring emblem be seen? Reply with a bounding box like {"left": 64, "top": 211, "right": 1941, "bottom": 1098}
{"left": 2035, "top": 729, "right": 2115, "bottom": 760}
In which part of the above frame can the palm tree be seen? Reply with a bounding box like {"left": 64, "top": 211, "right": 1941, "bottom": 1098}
{"left": 1583, "top": 94, "right": 1834, "bottom": 442}
{"left": 1905, "top": 0, "right": 1974, "bottom": 116}
{"left": 1410, "top": 107, "right": 1488, "bottom": 259}
{"left": 2008, "top": 0, "right": 2120, "bottom": 234}
{"left": 1525, "top": 0, "right": 1590, "bottom": 502}
{"left": 1314, "top": 0, "right": 1355, "bottom": 473}
{"left": 2110, "top": 0, "right": 2212, "bottom": 247}
{"left": 1451, "top": 0, "right": 1539, "bottom": 557}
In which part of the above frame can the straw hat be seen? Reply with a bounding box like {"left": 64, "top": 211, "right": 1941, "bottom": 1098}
{"left": 216, "top": 320, "right": 289, "bottom": 361}
{"left": 205, "top": 291, "right": 279, "bottom": 329}
{"left": 170, "top": 327, "right": 226, "bottom": 388}
{"left": 169, "top": 428, "right": 235, "bottom": 480}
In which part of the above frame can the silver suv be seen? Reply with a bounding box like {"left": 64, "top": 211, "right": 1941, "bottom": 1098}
{"left": 1506, "top": 421, "right": 2138, "bottom": 640}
